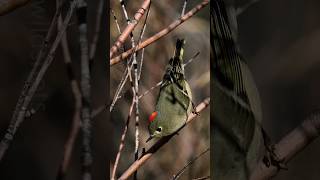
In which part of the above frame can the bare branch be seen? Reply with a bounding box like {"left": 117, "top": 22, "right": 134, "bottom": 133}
{"left": 56, "top": 0, "right": 82, "bottom": 178}
{"left": 172, "top": 148, "right": 209, "bottom": 180}
{"left": 110, "top": 0, "right": 209, "bottom": 66}
{"left": 89, "top": 0, "right": 104, "bottom": 66}
{"left": 109, "top": 0, "right": 151, "bottom": 58}
{"left": 118, "top": 98, "right": 210, "bottom": 180}
{"left": 250, "top": 111, "right": 320, "bottom": 180}
{"left": 0, "top": 0, "right": 30, "bottom": 15}
{"left": 0, "top": 0, "right": 77, "bottom": 162}
{"left": 111, "top": 98, "right": 135, "bottom": 180}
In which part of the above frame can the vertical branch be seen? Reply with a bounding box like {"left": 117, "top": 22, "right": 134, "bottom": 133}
{"left": 0, "top": 0, "right": 77, "bottom": 162}
{"left": 77, "top": 1, "right": 91, "bottom": 180}
{"left": 56, "top": 0, "right": 82, "bottom": 179}
{"left": 89, "top": 0, "right": 104, "bottom": 69}
{"left": 110, "top": 98, "right": 135, "bottom": 180}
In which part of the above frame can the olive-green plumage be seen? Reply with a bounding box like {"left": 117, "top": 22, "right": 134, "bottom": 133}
{"left": 148, "top": 39, "right": 193, "bottom": 140}
{"left": 211, "top": 0, "right": 263, "bottom": 179}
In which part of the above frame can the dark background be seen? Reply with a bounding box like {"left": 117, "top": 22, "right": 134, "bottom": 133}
{"left": 0, "top": 0, "right": 109, "bottom": 179}
{"left": 237, "top": 0, "right": 320, "bottom": 179}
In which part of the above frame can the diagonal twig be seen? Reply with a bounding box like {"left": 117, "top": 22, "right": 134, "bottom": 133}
{"left": 250, "top": 111, "right": 320, "bottom": 180}
{"left": 172, "top": 147, "right": 209, "bottom": 180}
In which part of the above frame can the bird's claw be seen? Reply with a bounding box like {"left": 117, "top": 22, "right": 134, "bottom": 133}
{"left": 263, "top": 144, "right": 288, "bottom": 171}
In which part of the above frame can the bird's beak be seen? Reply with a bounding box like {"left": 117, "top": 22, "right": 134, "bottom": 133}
{"left": 146, "top": 135, "right": 153, "bottom": 143}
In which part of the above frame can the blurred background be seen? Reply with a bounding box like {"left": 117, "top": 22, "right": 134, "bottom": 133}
{"left": 237, "top": 0, "right": 320, "bottom": 179}
{"left": 0, "top": 0, "right": 108, "bottom": 179}
{"left": 110, "top": 0, "right": 210, "bottom": 179}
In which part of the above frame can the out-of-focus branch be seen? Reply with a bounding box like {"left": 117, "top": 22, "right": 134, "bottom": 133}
{"left": 110, "top": 0, "right": 209, "bottom": 66}
{"left": 118, "top": 98, "right": 210, "bottom": 180}
{"left": 89, "top": 0, "right": 104, "bottom": 68}
{"left": 172, "top": 147, "right": 209, "bottom": 180}
{"left": 76, "top": 0, "right": 92, "bottom": 180}
{"left": 56, "top": 0, "right": 82, "bottom": 178}
{"left": 250, "top": 111, "right": 320, "bottom": 180}
{"left": 0, "top": 0, "right": 30, "bottom": 15}
{"left": 0, "top": 0, "right": 77, "bottom": 162}
{"left": 109, "top": 0, "right": 151, "bottom": 58}
{"left": 236, "top": 0, "right": 261, "bottom": 16}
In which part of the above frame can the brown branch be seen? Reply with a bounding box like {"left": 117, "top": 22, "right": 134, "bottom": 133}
{"left": 56, "top": 0, "right": 82, "bottom": 178}
{"left": 89, "top": 0, "right": 104, "bottom": 66}
{"left": 118, "top": 98, "right": 210, "bottom": 180}
{"left": 111, "top": 98, "right": 135, "bottom": 180}
{"left": 0, "top": 0, "right": 30, "bottom": 16}
{"left": 172, "top": 147, "right": 209, "bottom": 180}
{"left": 109, "top": 0, "right": 151, "bottom": 58}
{"left": 0, "top": 0, "right": 77, "bottom": 162}
{"left": 110, "top": 0, "right": 209, "bottom": 66}
{"left": 250, "top": 111, "right": 320, "bottom": 180}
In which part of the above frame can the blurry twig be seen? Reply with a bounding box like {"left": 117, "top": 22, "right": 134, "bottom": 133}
{"left": 109, "top": 0, "right": 151, "bottom": 58}
{"left": 0, "top": 0, "right": 77, "bottom": 162}
{"left": 250, "top": 111, "right": 320, "bottom": 180}
{"left": 111, "top": 8, "right": 122, "bottom": 34}
{"left": 236, "top": 0, "right": 261, "bottom": 16}
{"left": 56, "top": 0, "right": 82, "bottom": 179}
{"left": 0, "top": 0, "right": 30, "bottom": 15}
{"left": 172, "top": 148, "right": 209, "bottom": 180}
{"left": 192, "top": 176, "right": 210, "bottom": 180}
{"left": 110, "top": 0, "right": 209, "bottom": 66}
{"left": 118, "top": 98, "right": 210, "bottom": 180}
{"left": 89, "top": 0, "right": 104, "bottom": 68}
{"left": 181, "top": 0, "right": 188, "bottom": 16}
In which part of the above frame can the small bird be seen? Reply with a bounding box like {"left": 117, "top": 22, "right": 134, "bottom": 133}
{"left": 146, "top": 39, "right": 193, "bottom": 142}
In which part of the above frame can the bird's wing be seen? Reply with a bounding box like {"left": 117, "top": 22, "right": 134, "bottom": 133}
{"left": 211, "top": 0, "right": 263, "bottom": 179}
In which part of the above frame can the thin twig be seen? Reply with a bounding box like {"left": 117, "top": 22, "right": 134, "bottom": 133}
{"left": 111, "top": 8, "right": 122, "bottom": 34}
{"left": 111, "top": 98, "right": 135, "bottom": 180}
{"left": 118, "top": 98, "right": 210, "bottom": 180}
{"left": 172, "top": 148, "right": 209, "bottom": 180}
{"left": 250, "top": 111, "right": 320, "bottom": 180}
{"left": 110, "top": 0, "right": 209, "bottom": 66}
{"left": 192, "top": 176, "right": 210, "bottom": 180}
{"left": 181, "top": 0, "right": 188, "bottom": 16}
{"left": 110, "top": 0, "right": 151, "bottom": 58}
{"left": 56, "top": 0, "right": 82, "bottom": 178}
{"left": 89, "top": 0, "right": 104, "bottom": 68}
{"left": 0, "top": 0, "right": 77, "bottom": 162}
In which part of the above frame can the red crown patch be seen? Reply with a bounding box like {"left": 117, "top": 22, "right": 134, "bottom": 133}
{"left": 149, "top": 111, "right": 158, "bottom": 123}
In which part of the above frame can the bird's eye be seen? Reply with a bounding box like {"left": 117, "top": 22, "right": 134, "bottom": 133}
{"left": 156, "top": 127, "right": 162, "bottom": 132}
